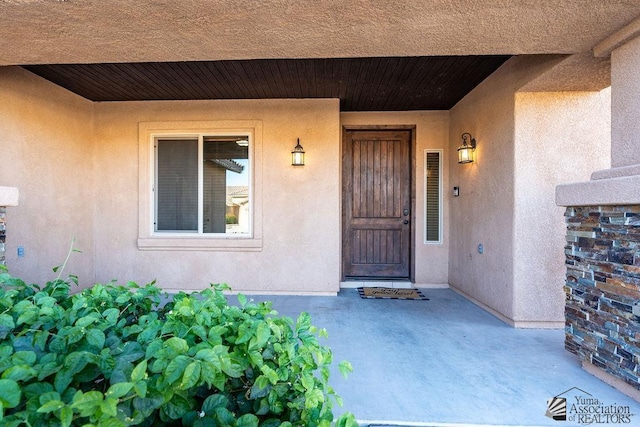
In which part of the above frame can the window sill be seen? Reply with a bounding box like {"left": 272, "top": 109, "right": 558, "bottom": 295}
{"left": 137, "top": 237, "right": 263, "bottom": 252}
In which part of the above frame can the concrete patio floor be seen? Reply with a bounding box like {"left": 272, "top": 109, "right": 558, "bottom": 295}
{"left": 247, "top": 288, "right": 640, "bottom": 427}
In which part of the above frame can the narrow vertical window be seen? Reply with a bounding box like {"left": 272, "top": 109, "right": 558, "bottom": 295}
{"left": 154, "top": 134, "right": 251, "bottom": 236}
{"left": 425, "top": 150, "right": 442, "bottom": 243}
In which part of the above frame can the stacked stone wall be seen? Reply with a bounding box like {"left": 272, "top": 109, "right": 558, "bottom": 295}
{"left": 0, "top": 207, "right": 6, "bottom": 266}
{"left": 564, "top": 205, "right": 640, "bottom": 389}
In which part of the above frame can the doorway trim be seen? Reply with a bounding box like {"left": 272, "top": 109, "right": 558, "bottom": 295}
{"left": 341, "top": 125, "right": 416, "bottom": 283}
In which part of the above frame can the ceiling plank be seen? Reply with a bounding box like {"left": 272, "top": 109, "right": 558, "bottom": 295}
{"left": 23, "top": 56, "right": 510, "bottom": 111}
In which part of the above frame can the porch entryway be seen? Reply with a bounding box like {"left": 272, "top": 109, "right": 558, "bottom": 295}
{"left": 250, "top": 288, "right": 640, "bottom": 426}
{"left": 342, "top": 127, "right": 414, "bottom": 281}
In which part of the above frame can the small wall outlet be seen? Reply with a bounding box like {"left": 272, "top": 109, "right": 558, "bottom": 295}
{"left": 453, "top": 186, "right": 460, "bottom": 197}
{"left": 478, "top": 243, "right": 484, "bottom": 254}
{"left": 17, "top": 246, "right": 24, "bottom": 257}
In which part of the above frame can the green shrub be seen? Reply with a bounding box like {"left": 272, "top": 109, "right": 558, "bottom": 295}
{"left": 0, "top": 266, "right": 356, "bottom": 427}
{"left": 225, "top": 215, "right": 238, "bottom": 225}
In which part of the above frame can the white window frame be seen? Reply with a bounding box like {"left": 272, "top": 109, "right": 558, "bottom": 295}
{"left": 138, "top": 120, "right": 263, "bottom": 251}
{"left": 424, "top": 149, "right": 443, "bottom": 244}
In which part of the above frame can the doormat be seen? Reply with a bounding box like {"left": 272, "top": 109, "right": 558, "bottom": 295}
{"left": 358, "top": 287, "right": 429, "bottom": 300}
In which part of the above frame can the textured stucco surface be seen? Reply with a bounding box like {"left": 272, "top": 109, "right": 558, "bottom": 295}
{"left": 611, "top": 35, "right": 640, "bottom": 169}
{"left": 1, "top": 1, "right": 640, "bottom": 66}
{"left": 449, "top": 57, "right": 612, "bottom": 326}
{"left": 0, "top": 187, "right": 19, "bottom": 206}
{"left": 92, "top": 98, "right": 342, "bottom": 294}
{"left": 0, "top": 67, "right": 94, "bottom": 284}
{"left": 513, "top": 90, "right": 611, "bottom": 325}
{"left": 556, "top": 27, "right": 640, "bottom": 207}
{"left": 340, "top": 111, "right": 450, "bottom": 287}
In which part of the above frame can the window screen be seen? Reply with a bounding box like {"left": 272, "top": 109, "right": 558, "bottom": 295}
{"left": 155, "top": 135, "right": 250, "bottom": 235}
{"left": 156, "top": 139, "right": 198, "bottom": 231}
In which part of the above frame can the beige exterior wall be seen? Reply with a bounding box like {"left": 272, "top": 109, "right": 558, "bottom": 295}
{"left": 93, "top": 99, "right": 341, "bottom": 294}
{"left": 611, "top": 35, "right": 640, "bottom": 169}
{"left": 0, "top": 67, "right": 95, "bottom": 285}
{"left": 340, "top": 112, "right": 450, "bottom": 287}
{"left": 450, "top": 57, "right": 612, "bottom": 326}
{"left": 513, "top": 90, "right": 611, "bottom": 325}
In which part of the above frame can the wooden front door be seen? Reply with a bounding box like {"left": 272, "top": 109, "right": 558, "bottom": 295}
{"left": 342, "top": 129, "right": 412, "bottom": 279}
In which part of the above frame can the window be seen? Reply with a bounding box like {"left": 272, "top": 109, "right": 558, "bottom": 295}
{"left": 138, "top": 121, "right": 262, "bottom": 251}
{"left": 155, "top": 134, "right": 251, "bottom": 236}
{"left": 424, "top": 150, "right": 442, "bottom": 244}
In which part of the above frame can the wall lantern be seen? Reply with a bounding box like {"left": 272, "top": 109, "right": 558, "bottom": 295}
{"left": 457, "top": 133, "right": 476, "bottom": 164}
{"left": 292, "top": 138, "right": 305, "bottom": 166}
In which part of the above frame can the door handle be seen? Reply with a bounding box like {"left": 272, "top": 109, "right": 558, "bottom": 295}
{"left": 403, "top": 209, "right": 409, "bottom": 216}
{"left": 403, "top": 219, "right": 409, "bottom": 225}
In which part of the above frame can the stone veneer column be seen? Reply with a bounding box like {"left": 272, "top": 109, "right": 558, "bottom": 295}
{"left": 0, "top": 187, "right": 19, "bottom": 268}
{"left": 557, "top": 18, "right": 640, "bottom": 400}
{"left": 564, "top": 206, "right": 640, "bottom": 393}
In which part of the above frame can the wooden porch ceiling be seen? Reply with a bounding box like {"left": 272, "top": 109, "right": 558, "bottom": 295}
{"left": 23, "top": 56, "right": 510, "bottom": 111}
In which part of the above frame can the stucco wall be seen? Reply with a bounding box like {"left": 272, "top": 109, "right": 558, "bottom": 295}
{"left": 448, "top": 56, "right": 609, "bottom": 325}
{"left": 340, "top": 111, "right": 450, "bottom": 286}
{"left": 611, "top": 35, "right": 640, "bottom": 169}
{"left": 93, "top": 99, "right": 341, "bottom": 294}
{"left": 448, "top": 60, "right": 519, "bottom": 321}
{"left": 0, "top": 67, "right": 94, "bottom": 285}
{"left": 513, "top": 90, "right": 611, "bottom": 325}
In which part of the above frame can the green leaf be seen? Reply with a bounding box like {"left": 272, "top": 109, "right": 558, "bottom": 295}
{"left": 0, "top": 314, "right": 15, "bottom": 329}
{"left": 300, "top": 373, "right": 314, "bottom": 391}
{"left": 296, "top": 312, "right": 312, "bottom": 334}
{"left": 100, "top": 397, "right": 118, "bottom": 417}
{"left": 180, "top": 361, "right": 201, "bottom": 390}
{"left": 38, "top": 390, "right": 61, "bottom": 405}
{"left": 249, "top": 375, "right": 270, "bottom": 399}
{"left": 255, "top": 321, "right": 270, "bottom": 348}
{"left": 130, "top": 359, "right": 147, "bottom": 383}
{"left": 260, "top": 365, "right": 279, "bottom": 385}
{"left": 106, "top": 382, "right": 133, "bottom": 399}
{"left": 339, "top": 360, "right": 353, "bottom": 378}
{"left": 214, "top": 407, "right": 235, "bottom": 425}
{"left": 75, "top": 313, "right": 99, "bottom": 327}
{"left": 0, "top": 379, "right": 21, "bottom": 408}
{"left": 37, "top": 399, "right": 65, "bottom": 413}
{"left": 60, "top": 406, "right": 73, "bottom": 427}
{"left": 164, "top": 337, "right": 189, "bottom": 355}
{"left": 16, "top": 309, "right": 37, "bottom": 326}
{"left": 335, "top": 413, "right": 359, "bottom": 427}
{"left": 201, "top": 394, "right": 228, "bottom": 414}
{"left": 54, "top": 368, "right": 74, "bottom": 393}
{"left": 86, "top": 329, "right": 106, "bottom": 348}
{"left": 39, "top": 361, "right": 62, "bottom": 380}
{"left": 133, "top": 394, "right": 164, "bottom": 416}
{"left": 1, "top": 365, "right": 37, "bottom": 382}
{"left": 237, "top": 293, "right": 247, "bottom": 307}
{"left": 117, "top": 341, "right": 145, "bottom": 363}
{"left": 162, "top": 394, "right": 190, "bottom": 420}
{"left": 145, "top": 340, "right": 163, "bottom": 360}
{"left": 304, "top": 388, "right": 325, "bottom": 409}
{"left": 100, "top": 419, "right": 126, "bottom": 427}
{"left": 236, "top": 414, "right": 259, "bottom": 427}
{"left": 164, "top": 355, "right": 189, "bottom": 385}
{"left": 64, "top": 351, "right": 90, "bottom": 376}
{"left": 133, "top": 380, "right": 147, "bottom": 398}
{"left": 103, "top": 308, "right": 119, "bottom": 325}
{"left": 220, "top": 356, "right": 243, "bottom": 378}
{"left": 71, "top": 390, "right": 104, "bottom": 417}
